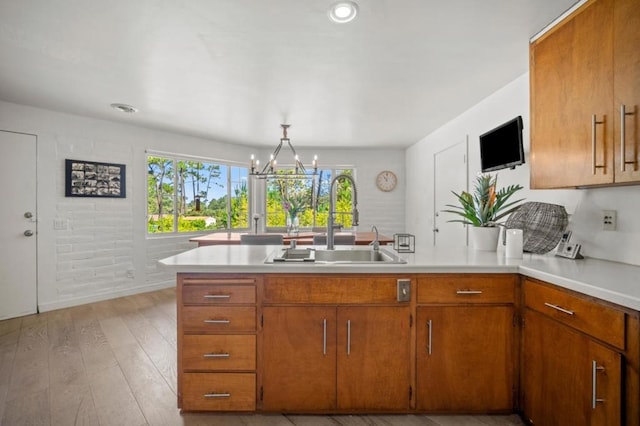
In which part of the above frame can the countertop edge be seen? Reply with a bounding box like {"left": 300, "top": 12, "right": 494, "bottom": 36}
{"left": 158, "top": 245, "right": 640, "bottom": 311}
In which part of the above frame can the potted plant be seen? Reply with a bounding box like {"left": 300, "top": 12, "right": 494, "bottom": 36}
{"left": 443, "top": 173, "right": 524, "bottom": 251}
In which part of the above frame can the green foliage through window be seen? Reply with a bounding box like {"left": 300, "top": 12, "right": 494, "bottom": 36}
{"left": 147, "top": 155, "right": 249, "bottom": 234}
{"left": 265, "top": 168, "right": 355, "bottom": 229}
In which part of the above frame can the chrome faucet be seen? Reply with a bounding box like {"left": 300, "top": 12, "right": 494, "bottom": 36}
{"left": 327, "top": 174, "right": 359, "bottom": 250}
{"left": 370, "top": 225, "right": 380, "bottom": 251}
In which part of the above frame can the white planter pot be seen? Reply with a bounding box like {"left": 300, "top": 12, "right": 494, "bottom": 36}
{"left": 469, "top": 226, "right": 500, "bottom": 251}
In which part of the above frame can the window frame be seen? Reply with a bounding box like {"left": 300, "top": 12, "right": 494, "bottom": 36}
{"left": 264, "top": 166, "right": 356, "bottom": 232}
{"left": 146, "top": 151, "right": 250, "bottom": 236}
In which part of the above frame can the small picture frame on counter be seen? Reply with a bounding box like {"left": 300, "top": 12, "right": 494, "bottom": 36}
{"left": 394, "top": 233, "right": 415, "bottom": 253}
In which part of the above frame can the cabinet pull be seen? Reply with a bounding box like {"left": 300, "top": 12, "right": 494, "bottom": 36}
{"left": 592, "top": 360, "right": 606, "bottom": 409}
{"left": 204, "top": 392, "right": 231, "bottom": 398}
{"left": 203, "top": 353, "right": 230, "bottom": 358}
{"left": 203, "top": 319, "right": 231, "bottom": 324}
{"left": 323, "top": 318, "right": 327, "bottom": 355}
{"left": 203, "top": 294, "right": 231, "bottom": 299}
{"left": 427, "top": 319, "right": 432, "bottom": 355}
{"left": 592, "top": 114, "right": 605, "bottom": 175}
{"left": 456, "top": 290, "right": 483, "bottom": 295}
{"left": 347, "top": 320, "right": 351, "bottom": 355}
{"left": 543, "top": 302, "right": 574, "bottom": 316}
{"left": 621, "top": 104, "right": 636, "bottom": 172}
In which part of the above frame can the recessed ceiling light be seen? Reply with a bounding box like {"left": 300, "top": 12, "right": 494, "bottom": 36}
{"left": 110, "top": 103, "right": 138, "bottom": 114}
{"left": 328, "top": 1, "right": 358, "bottom": 23}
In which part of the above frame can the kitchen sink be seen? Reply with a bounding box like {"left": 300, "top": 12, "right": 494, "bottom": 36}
{"left": 265, "top": 247, "right": 406, "bottom": 264}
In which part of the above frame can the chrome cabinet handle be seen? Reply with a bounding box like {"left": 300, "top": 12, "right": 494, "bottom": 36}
{"left": 323, "top": 319, "right": 327, "bottom": 355}
{"left": 544, "top": 302, "right": 574, "bottom": 316}
{"left": 203, "top": 353, "right": 230, "bottom": 358}
{"left": 592, "top": 114, "right": 605, "bottom": 175}
{"left": 24, "top": 230, "right": 34, "bottom": 237}
{"left": 456, "top": 290, "right": 483, "bottom": 295}
{"left": 621, "top": 104, "right": 635, "bottom": 172}
{"left": 203, "top": 294, "right": 231, "bottom": 299}
{"left": 427, "top": 320, "right": 432, "bottom": 355}
{"left": 347, "top": 320, "right": 351, "bottom": 355}
{"left": 592, "top": 360, "right": 606, "bottom": 409}
{"left": 203, "top": 319, "right": 230, "bottom": 324}
{"left": 204, "top": 392, "right": 231, "bottom": 398}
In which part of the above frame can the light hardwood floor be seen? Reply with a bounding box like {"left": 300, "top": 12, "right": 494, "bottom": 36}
{"left": 0, "top": 288, "right": 525, "bottom": 426}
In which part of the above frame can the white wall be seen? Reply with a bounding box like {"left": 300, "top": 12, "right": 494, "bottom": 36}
{"left": 0, "top": 100, "right": 405, "bottom": 312}
{"left": 406, "top": 73, "right": 640, "bottom": 266}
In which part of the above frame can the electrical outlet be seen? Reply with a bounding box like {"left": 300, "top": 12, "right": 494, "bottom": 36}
{"left": 397, "top": 279, "right": 411, "bottom": 302}
{"left": 603, "top": 210, "right": 617, "bottom": 231}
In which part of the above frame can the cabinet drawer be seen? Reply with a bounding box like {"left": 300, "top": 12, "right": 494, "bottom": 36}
{"left": 417, "top": 274, "right": 517, "bottom": 304}
{"left": 524, "top": 279, "right": 625, "bottom": 349}
{"left": 264, "top": 275, "right": 405, "bottom": 304}
{"left": 182, "top": 283, "right": 255, "bottom": 305}
{"left": 182, "top": 373, "right": 255, "bottom": 411}
{"left": 182, "top": 306, "right": 256, "bottom": 333}
{"left": 183, "top": 335, "right": 256, "bottom": 371}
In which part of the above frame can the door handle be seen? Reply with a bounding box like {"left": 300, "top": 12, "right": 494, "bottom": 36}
{"left": 592, "top": 360, "right": 606, "bottom": 409}
{"left": 24, "top": 230, "right": 34, "bottom": 237}
{"left": 620, "top": 104, "right": 635, "bottom": 172}
{"left": 427, "top": 319, "right": 433, "bottom": 355}
{"left": 346, "top": 320, "right": 351, "bottom": 355}
{"left": 592, "top": 114, "right": 605, "bottom": 175}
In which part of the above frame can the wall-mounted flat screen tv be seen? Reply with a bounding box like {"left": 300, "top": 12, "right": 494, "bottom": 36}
{"left": 479, "top": 115, "right": 525, "bottom": 172}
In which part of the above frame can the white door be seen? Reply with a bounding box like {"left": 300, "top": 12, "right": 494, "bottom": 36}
{"left": 433, "top": 138, "right": 468, "bottom": 247}
{"left": 0, "top": 131, "right": 37, "bottom": 320}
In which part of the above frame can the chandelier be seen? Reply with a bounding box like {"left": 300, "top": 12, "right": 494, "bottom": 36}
{"left": 250, "top": 124, "right": 318, "bottom": 178}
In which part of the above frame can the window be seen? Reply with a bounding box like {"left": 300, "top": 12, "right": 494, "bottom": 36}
{"left": 265, "top": 168, "right": 355, "bottom": 230}
{"left": 147, "top": 155, "right": 249, "bottom": 234}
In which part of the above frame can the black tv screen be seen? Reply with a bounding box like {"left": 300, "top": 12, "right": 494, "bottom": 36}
{"left": 479, "top": 116, "right": 525, "bottom": 172}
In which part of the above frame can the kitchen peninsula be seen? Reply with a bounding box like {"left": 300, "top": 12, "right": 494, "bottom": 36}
{"left": 160, "top": 245, "right": 640, "bottom": 425}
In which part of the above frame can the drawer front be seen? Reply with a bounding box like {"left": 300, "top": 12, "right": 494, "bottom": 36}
{"left": 182, "top": 306, "right": 256, "bottom": 333}
{"left": 524, "top": 279, "right": 625, "bottom": 349}
{"left": 182, "top": 373, "right": 255, "bottom": 411}
{"left": 264, "top": 275, "right": 405, "bottom": 304}
{"left": 182, "top": 283, "right": 256, "bottom": 305}
{"left": 183, "top": 335, "right": 256, "bottom": 371}
{"left": 417, "top": 274, "right": 517, "bottom": 304}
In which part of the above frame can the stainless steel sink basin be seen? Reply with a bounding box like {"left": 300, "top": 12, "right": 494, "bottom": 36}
{"left": 269, "top": 248, "right": 316, "bottom": 262}
{"left": 265, "top": 247, "right": 406, "bottom": 264}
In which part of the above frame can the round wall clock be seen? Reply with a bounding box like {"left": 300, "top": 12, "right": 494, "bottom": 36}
{"left": 376, "top": 170, "right": 397, "bottom": 192}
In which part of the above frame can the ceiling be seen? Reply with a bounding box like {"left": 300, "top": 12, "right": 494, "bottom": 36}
{"left": 0, "top": 0, "right": 577, "bottom": 149}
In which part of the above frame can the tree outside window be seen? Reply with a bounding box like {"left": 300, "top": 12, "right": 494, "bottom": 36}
{"left": 265, "top": 168, "right": 355, "bottom": 230}
{"left": 147, "top": 155, "right": 249, "bottom": 234}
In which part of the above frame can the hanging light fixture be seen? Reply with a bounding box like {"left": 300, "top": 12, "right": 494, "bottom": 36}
{"left": 250, "top": 124, "right": 318, "bottom": 179}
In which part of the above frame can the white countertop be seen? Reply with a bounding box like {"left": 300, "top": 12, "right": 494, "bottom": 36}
{"left": 159, "top": 245, "right": 640, "bottom": 311}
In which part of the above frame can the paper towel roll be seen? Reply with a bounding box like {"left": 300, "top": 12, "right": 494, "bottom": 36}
{"left": 505, "top": 229, "right": 523, "bottom": 259}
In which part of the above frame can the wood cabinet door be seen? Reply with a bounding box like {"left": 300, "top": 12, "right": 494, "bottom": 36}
{"left": 523, "top": 309, "right": 622, "bottom": 426}
{"left": 416, "top": 306, "right": 515, "bottom": 412}
{"left": 261, "top": 306, "right": 337, "bottom": 411}
{"left": 336, "top": 306, "right": 411, "bottom": 411}
{"left": 614, "top": 0, "right": 640, "bottom": 183}
{"left": 530, "top": 0, "right": 614, "bottom": 188}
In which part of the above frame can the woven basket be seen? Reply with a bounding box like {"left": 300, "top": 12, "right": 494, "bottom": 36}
{"left": 505, "top": 202, "right": 568, "bottom": 254}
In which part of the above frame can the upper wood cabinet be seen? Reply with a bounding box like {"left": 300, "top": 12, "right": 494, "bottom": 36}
{"left": 530, "top": 0, "right": 640, "bottom": 188}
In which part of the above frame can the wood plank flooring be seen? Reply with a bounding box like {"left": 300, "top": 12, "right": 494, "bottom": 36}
{"left": 0, "top": 288, "right": 525, "bottom": 426}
